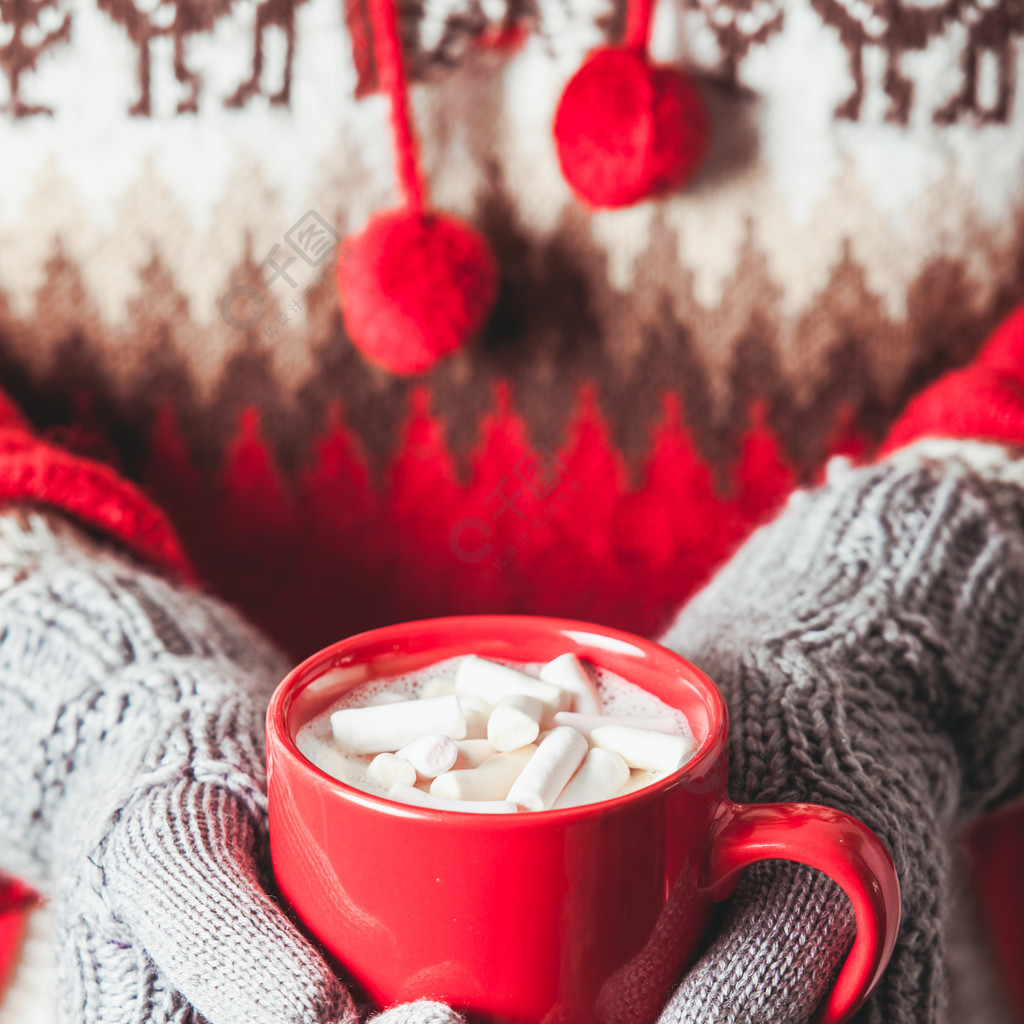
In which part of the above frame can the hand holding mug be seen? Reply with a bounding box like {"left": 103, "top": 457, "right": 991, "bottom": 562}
{"left": 657, "top": 447, "right": 1024, "bottom": 1024}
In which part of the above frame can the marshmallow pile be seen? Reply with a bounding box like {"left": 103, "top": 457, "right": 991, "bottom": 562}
{"left": 322, "top": 654, "right": 696, "bottom": 814}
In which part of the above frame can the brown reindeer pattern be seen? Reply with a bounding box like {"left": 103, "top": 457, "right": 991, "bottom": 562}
{"left": 0, "top": 0, "right": 70, "bottom": 116}
{"left": 809, "top": 0, "right": 964, "bottom": 123}
{"left": 96, "top": 0, "right": 236, "bottom": 113}
{"left": 934, "top": 0, "right": 1024, "bottom": 122}
{"left": 683, "top": 0, "right": 784, "bottom": 90}
{"left": 0, "top": 0, "right": 1021, "bottom": 121}
{"left": 225, "top": 0, "right": 309, "bottom": 107}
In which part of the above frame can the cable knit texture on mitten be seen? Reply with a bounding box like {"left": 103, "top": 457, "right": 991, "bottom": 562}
{"left": 658, "top": 439, "right": 1024, "bottom": 1024}
{"left": 0, "top": 506, "right": 441, "bottom": 1024}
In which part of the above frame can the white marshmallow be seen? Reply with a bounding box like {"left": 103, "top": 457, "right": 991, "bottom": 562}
{"left": 458, "top": 695, "right": 492, "bottom": 739}
{"left": 589, "top": 725, "right": 695, "bottom": 772}
{"left": 540, "top": 654, "right": 602, "bottom": 716}
{"left": 367, "top": 752, "right": 417, "bottom": 790}
{"left": 388, "top": 783, "right": 517, "bottom": 814}
{"left": 454, "top": 738, "right": 499, "bottom": 768}
{"left": 455, "top": 656, "right": 570, "bottom": 712}
{"left": 552, "top": 748, "right": 630, "bottom": 808}
{"left": 506, "top": 726, "right": 589, "bottom": 812}
{"left": 553, "top": 711, "right": 682, "bottom": 738}
{"left": 430, "top": 745, "right": 536, "bottom": 802}
{"left": 487, "top": 694, "right": 543, "bottom": 751}
{"left": 419, "top": 678, "right": 456, "bottom": 699}
{"left": 330, "top": 695, "right": 466, "bottom": 754}
{"left": 395, "top": 734, "right": 459, "bottom": 778}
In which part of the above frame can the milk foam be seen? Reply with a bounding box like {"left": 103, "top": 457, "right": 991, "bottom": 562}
{"left": 295, "top": 655, "right": 694, "bottom": 801}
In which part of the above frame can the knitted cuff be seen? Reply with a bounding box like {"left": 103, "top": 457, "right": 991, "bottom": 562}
{"left": 0, "top": 387, "right": 191, "bottom": 581}
{"left": 881, "top": 303, "right": 1024, "bottom": 456}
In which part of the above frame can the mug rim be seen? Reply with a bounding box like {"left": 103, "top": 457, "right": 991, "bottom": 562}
{"left": 266, "top": 613, "right": 728, "bottom": 825}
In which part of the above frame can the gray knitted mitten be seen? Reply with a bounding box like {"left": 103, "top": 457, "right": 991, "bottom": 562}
{"left": 0, "top": 506, "right": 464, "bottom": 1024}
{"left": 657, "top": 440, "right": 1024, "bottom": 1024}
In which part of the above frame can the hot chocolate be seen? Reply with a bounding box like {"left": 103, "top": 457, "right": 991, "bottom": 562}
{"left": 295, "top": 652, "right": 695, "bottom": 812}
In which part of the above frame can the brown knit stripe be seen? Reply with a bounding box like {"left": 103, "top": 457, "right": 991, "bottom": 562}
{"left": 1, "top": 203, "right": 1022, "bottom": 488}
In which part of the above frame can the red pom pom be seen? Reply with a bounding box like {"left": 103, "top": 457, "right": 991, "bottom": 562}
{"left": 553, "top": 48, "right": 710, "bottom": 209}
{"left": 337, "top": 210, "right": 498, "bottom": 375}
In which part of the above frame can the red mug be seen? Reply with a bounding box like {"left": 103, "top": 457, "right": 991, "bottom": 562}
{"left": 266, "top": 616, "right": 900, "bottom": 1024}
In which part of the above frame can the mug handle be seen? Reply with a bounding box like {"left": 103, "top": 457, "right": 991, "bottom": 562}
{"left": 702, "top": 801, "right": 901, "bottom": 1024}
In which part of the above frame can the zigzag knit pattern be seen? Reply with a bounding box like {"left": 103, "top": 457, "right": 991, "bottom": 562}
{"left": 658, "top": 439, "right": 1024, "bottom": 1023}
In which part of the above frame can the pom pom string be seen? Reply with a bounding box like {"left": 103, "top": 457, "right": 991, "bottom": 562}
{"left": 623, "top": 0, "right": 656, "bottom": 51}
{"left": 368, "top": 0, "right": 424, "bottom": 214}
{"left": 337, "top": 0, "right": 498, "bottom": 375}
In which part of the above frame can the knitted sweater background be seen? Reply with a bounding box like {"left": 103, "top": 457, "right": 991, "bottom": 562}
{"left": 1, "top": 0, "right": 1024, "bottom": 1017}
{"left": 0, "top": 0, "right": 1022, "bottom": 656}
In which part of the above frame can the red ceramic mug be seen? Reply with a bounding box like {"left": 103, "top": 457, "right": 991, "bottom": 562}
{"left": 266, "top": 616, "right": 900, "bottom": 1024}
